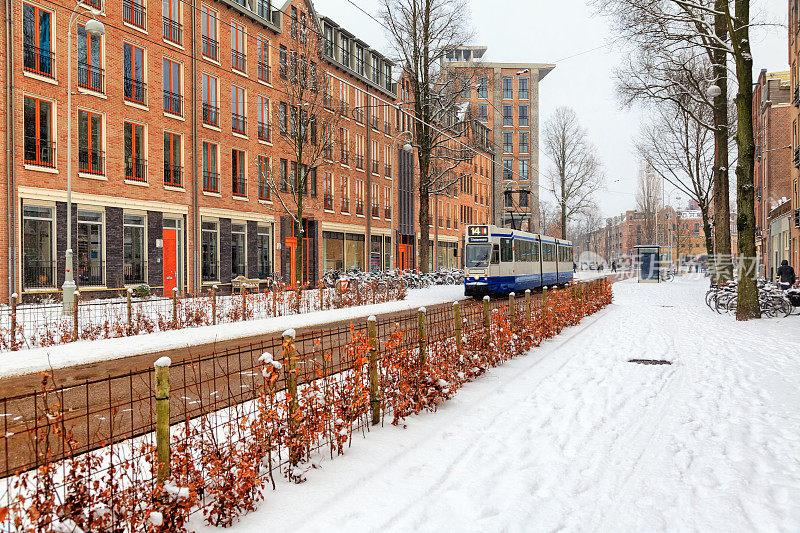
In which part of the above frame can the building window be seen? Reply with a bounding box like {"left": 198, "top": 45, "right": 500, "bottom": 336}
{"left": 202, "top": 73, "right": 218, "bottom": 125}
{"left": 23, "top": 4, "right": 54, "bottom": 78}
{"left": 257, "top": 37, "right": 270, "bottom": 82}
{"left": 371, "top": 183, "right": 379, "bottom": 217}
{"left": 257, "top": 225, "right": 272, "bottom": 277}
{"left": 519, "top": 77, "right": 529, "bottom": 99}
{"left": 231, "top": 21, "right": 246, "bottom": 72}
{"left": 258, "top": 155, "right": 270, "bottom": 200}
{"left": 519, "top": 132, "right": 529, "bottom": 154}
{"left": 519, "top": 158, "right": 529, "bottom": 180}
{"left": 164, "top": 131, "right": 182, "bottom": 187}
{"left": 23, "top": 96, "right": 55, "bottom": 168}
{"left": 123, "top": 43, "right": 146, "bottom": 104}
{"left": 124, "top": 121, "right": 147, "bottom": 182}
{"left": 503, "top": 76, "right": 513, "bottom": 99}
{"left": 77, "top": 210, "right": 104, "bottom": 286}
{"left": 385, "top": 64, "right": 392, "bottom": 91}
{"left": 202, "top": 141, "right": 218, "bottom": 192}
{"left": 519, "top": 190, "right": 529, "bottom": 207}
{"left": 231, "top": 223, "right": 246, "bottom": 277}
{"left": 478, "top": 104, "right": 488, "bottom": 122}
{"left": 22, "top": 205, "right": 54, "bottom": 289}
{"left": 163, "top": 0, "right": 181, "bottom": 45}
{"left": 123, "top": 213, "right": 146, "bottom": 284}
{"left": 279, "top": 45, "right": 287, "bottom": 79}
{"left": 232, "top": 148, "right": 246, "bottom": 196}
{"left": 78, "top": 109, "right": 104, "bottom": 175}
{"left": 341, "top": 176, "right": 349, "bottom": 212}
{"left": 519, "top": 105, "right": 529, "bottom": 126}
{"left": 356, "top": 179, "right": 364, "bottom": 215}
{"left": 323, "top": 25, "right": 334, "bottom": 57}
{"left": 201, "top": 6, "right": 218, "bottom": 60}
{"left": 163, "top": 58, "right": 182, "bottom": 115}
{"left": 201, "top": 220, "right": 218, "bottom": 281}
{"left": 323, "top": 171, "right": 333, "bottom": 210}
{"left": 232, "top": 85, "right": 246, "bottom": 134}
{"left": 477, "top": 76, "right": 488, "bottom": 98}
{"left": 279, "top": 158, "right": 288, "bottom": 191}
{"left": 77, "top": 24, "right": 103, "bottom": 92}
{"left": 123, "top": 0, "right": 146, "bottom": 29}
{"left": 502, "top": 158, "right": 513, "bottom": 180}
{"left": 339, "top": 34, "right": 350, "bottom": 67}
{"left": 384, "top": 185, "right": 391, "bottom": 219}
{"left": 279, "top": 101, "right": 288, "bottom": 134}
{"left": 355, "top": 45, "right": 364, "bottom": 75}
{"left": 258, "top": 96, "right": 270, "bottom": 141}
{"left": 503, "top": 131, "right": 513, "bottom": 153}
{"left": 503, "top": 105, "right": 513, "bottom": 126}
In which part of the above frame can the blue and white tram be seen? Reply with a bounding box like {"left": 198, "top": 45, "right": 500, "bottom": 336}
{"left": 463, "top": 225, "right": 573, "bottom": 297}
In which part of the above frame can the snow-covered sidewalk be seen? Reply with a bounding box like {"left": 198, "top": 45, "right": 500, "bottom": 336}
{"left": 194, "top": 277, "right": 800, "bottom": 532}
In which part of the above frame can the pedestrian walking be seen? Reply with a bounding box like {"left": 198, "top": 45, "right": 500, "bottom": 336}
{"left": 776, "top": 259, "right": 796, "bottom": 290}
{"left": 611, "top": 261, "right": 617, "bottom": 272}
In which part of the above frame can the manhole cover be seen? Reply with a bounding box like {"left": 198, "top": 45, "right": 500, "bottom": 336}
{"left": 661, "top": 305, "right": 674, "bottom": 308}
{"left": 628, "top": 359, "right": 672, "bottom": 365}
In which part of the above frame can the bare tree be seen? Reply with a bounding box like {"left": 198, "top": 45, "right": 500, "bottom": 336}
{"left": 538, "top": 199, "right": 560, "bottom": 237}
{"left": 265, "top": 12, "right": 341, "bottom": 285}
{"left": 636, "top": 162, "right": 662, "bottom": 245}
{"left": 636, "top": 100, "right": 715, "bottom": 261}
{"left": 542, "top": 107, "right": 604, "bottom": 241}
{"left": 380, "top": 0, "right": 475, "bottom": 272}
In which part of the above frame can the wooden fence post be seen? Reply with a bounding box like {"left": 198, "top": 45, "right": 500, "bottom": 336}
{"left": 417, "top": 307, "right": 427, "bottom": 365}
{"left": 10, "top": 293, "right": 17, "bottom": 351}
{"left": 211, "top": 285, "right": 218, "bottom": 325}
{"left": 524, "top": 289, "right": 531, "bottom": 322}
{"left": 126, "top": 288, "right": 133, "bottom": 333}
{"left": 541, "top": 286, "right": 548, "bottom": 331}
{"left": 172, "top": 287, "right": 178, "bottom": 327}
{"left": 483, "top": 295, "right": 491, "bottom": 344}
{"left": 283, "top": 329, "right": 298, "bottom": 462}
{"left": 241, "top": 288, "right": 247, "bottom": 320}
{"left": 452, "top": 301, "right": 463, "bottom": 355}
{"left": 508, "top": 292, "right": 515, "bottom": 320}
{"left": 154, "top": 356, "right": 171, "bottom": 484}
{"left": 367, "top": 316, "right": 380, "bottom": 425}
{"left": 73, "top": 290, "right": 80, "bottom": 341}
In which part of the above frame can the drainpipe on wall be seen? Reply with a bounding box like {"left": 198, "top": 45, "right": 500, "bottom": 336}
{"left": 365, "top": 87, "right": 372, "bottom": 271}
{"left": 6, "top": 0, "right": 16, "bottom": 302}
{"left": 191, "top": 0, "right": 199, "bottom": 295}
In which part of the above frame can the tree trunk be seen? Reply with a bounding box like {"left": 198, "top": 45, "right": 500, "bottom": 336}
{"left": 712, "top": 0, "right": 733, "bottom": 284}
{"left": 700, "top": 203, "right": 715, "bottom": 275}
{"left": 560, "top": 174, "right": 567, "bottom": 240}
{"left": 732, "top": 0, "right": 759, "bottom": 320}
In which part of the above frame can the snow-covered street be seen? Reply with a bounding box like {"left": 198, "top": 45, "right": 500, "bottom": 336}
{"left": 194, "top": 276, "right": 800, "bottom": 532}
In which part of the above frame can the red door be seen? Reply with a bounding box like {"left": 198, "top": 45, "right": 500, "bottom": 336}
{"left": 285, "top": 237, "right": 297, "bottom": 287}
{"left": 163, "top": 229, "right": 177, "bottom": 297}
{"left": 398, "top": 244, "right": 409, "bottom": 270}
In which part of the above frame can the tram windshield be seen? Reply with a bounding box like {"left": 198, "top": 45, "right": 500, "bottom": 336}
{"left": 465, "top": 244, "right": 492, "bottom": 268}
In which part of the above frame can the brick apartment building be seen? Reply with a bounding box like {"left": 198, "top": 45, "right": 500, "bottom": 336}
{"left": 2, "top": 0, "right": 497, "bottom": 302}
{"left": 788, "top": 0, "right": 800, "bottom": 274}
{"left": 443, "top": 46, "right": 554, "bottom": 232}
{"left": 752, "top": 69, "right": 793, "bottom": 278}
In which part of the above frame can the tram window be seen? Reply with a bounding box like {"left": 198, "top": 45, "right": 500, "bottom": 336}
{"left": 491, "top": 244, "right": 500, "bottom": 264}
{"left": 532, "top": 242, "right": 540, "bottom": 262}
{"left": 515, "top": 240, "right": 528, "bottom": 262}
{"left": 500, "top": 238, "right": 513, "bottom": 262}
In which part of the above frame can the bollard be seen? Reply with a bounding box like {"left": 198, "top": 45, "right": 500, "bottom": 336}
{"left": 417, "top": 307, "right": 427, "bottom": 365}
{"left": 172, "top": 287, "right": 178, "bottom": 327}
{"left": 452, "top": 301, "right": 463, "bottom": 355}
{"left": 283, "top": 329, "right": 299, "bottom": 462}
{"left": 10, "top": 293, "right": 17, "bottom": 351}
{"left": 212, "top": 285, "right": 218, "bottom": 325}
{"left": 241, "top": 288, "right": 247, "bottom": 320}
{"left": 154, "top": 356, "right": 171, "bottom": 484}
{"left": 73, "top": 290, "right": 80, "bottom": 341}
{"left": 524, "top": 289, "right": 532, "bottom": 322}
{"left": 126, "top": 288, "right": 133, "bottom": 333}
{"left": 367, "top": 316, "right": 380, "bottom": 425}
{"left": 483, "top": 295, "right": 491, "bottom": 344}
{"left": 508, "top": 292, "right": 515, "bottom": 320}
{"left": 541, "top": 286, "right": 548, "bottom": 331}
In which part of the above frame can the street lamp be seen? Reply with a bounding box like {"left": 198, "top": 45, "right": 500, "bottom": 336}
{"left": 63, "top": 5, "right": 105, "bottom": 313}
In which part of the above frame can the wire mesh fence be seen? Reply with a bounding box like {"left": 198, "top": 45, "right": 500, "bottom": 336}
{"left": 0, "top": 280, "right": 613, "bottom": 531}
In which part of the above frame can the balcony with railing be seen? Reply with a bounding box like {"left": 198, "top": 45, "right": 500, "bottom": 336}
{"left": 340, "top": 149, "right": 349, "bottom": 165}
{"left": 163, "top": 90, "right": 182, "bottom": 116}
{"left": 23, "top": 44, "right": 54, "bottom": 78}
{"left": 203, "top": 103, "right": 219, "bottom": 126}
{"left": 371, "top": 160, "right": 379, "bottom": 174}
{"left": 123, "top": 77, "right": 147, "bottom": 104}
{"left": 24, "top": 137, "right": 56, "bottom": 168}
{"left": 163, "top": 17, "right": 182, "bottom": 45}
{"left": 202, "top": 35, "right": 219, "bottom": 60}
{"left": 23, "top": 259, "right": 55, "bottom": 289}
{"left": 164, "top": 163, "right": 182, "bottom": 187}
{"left": 355, "top": 200, "right": 364, "bottom": 215}
{"left": 203, "top": 171, "right": 219, "bottom": 193}
{"left": 232, "top": 177, "right": 247, "bottom": 197}
{"left": 371, "top": 204, "right": 379, "bottom": 218}
{"left": 123, "top": 0, "right": 146, "bottom": 29}
{"left": 384, "top": 206, "right": 391, "bottom": 219}
{"left": 232, "top": 112, "right": 247, "bottom": 134}
{"left": 78, "top": 147, "right": 105, "bottom": 175}
{"left": 384, "top": 163, "right": 392, "bottom": 178}
{"left": 78, "top": 62, "right": 104, "bottom": 92}
{"left": 125, "top": 156, "right": 147, "bottom": 182}
{"left": 354, "top": 155, "right": 364, "bottom": 169}
{"left": 324, "top": 194, "right": 334, "bottom": 210}
{"left": 258, "top": 121, "right": 270, "bottom": 142}
{"left": 258, "top": 61, "right": 271, "bottom": 82}
{"left": 341, "top": 198, "right": 350, "bottom": 213}
{"left": 231, "top": 50, "right": 246, "bottom": 72}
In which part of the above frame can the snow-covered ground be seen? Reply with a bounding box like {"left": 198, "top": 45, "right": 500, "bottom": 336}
{"left": 193, "top": 276, "right": 800, "bottom": 532}
{"left": 0, "top": 285, "right": 464, "bottom": 379}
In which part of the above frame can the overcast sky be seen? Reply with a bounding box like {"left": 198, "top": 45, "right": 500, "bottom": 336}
{"left": 314, "top": 0, "right": 789, "bottom": 218}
